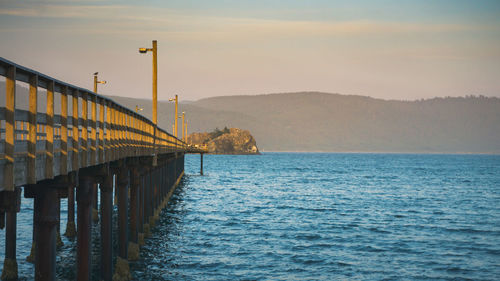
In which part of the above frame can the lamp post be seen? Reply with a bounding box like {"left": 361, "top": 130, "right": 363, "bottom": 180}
{"left": 93, "top": 72, "right": 106, "bottom": 93}
{"left": 138, "top": 40, "right": 158, "bottom": 125}
{"left": 139, "top": 40, "right": 158, "bottom": 165}
{"left": 180, "top": 112, "right": 185, "bottom": 142}
{"left": 135, "top": 105, "right": 143, "bottom": 113}
{"left": 168, "top": 94, "right": 178, "bottom": 137}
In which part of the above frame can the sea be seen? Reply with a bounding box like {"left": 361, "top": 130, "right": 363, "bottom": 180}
{"left": 1, "top": 153, "right": 499, "bottom": 280}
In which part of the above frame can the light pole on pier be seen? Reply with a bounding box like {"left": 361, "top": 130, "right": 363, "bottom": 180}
{"left": 135, "top": 105, "right": 143, "bottom": 113}
{"left": 139, "top": 40, "right": 158, "bottom": 165}
{"left": 180, "top": 112, "right": 185, "bottom": 142}
{"left": 138, "top": 40, "right": 158, "bottom": 125}
{"left": 93, "top": 72, "right": 106, "bottom": 93}
{"left": 168, "top": 94, "right": 178, "bottom": 137}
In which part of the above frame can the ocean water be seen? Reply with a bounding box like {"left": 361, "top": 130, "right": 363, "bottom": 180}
{"left": 1, "top": 153, "right": 500, "bottom": 280}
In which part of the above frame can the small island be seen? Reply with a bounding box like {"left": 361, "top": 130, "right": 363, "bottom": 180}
{"left": 187, "top": 127, "right": 260, "bottom": 155}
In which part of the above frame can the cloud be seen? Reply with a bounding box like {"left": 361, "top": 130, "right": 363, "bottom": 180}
{"left": 1, "top": 1, "right": 497, "bottom": 47}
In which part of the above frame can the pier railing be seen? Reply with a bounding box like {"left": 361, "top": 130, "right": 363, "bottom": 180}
{"left": 0, "top": 57, "right": 187, "bottom": 191}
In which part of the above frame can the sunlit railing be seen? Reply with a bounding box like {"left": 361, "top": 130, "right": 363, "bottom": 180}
{"left": 0, "top": 57, "right": 188, "bottom": 191}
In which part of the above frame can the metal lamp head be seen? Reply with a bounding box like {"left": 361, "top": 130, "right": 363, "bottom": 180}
{"left": 139, "top": 48, "right": 148, "bottom": 54}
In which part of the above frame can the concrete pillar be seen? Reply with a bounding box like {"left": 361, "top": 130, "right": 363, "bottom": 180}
{"left": 128, "top": 168, "right": 139, "bottom": 260}
{"left": 100, "top": 173, "right": 113, "bottom": 281}
{"left": 2, "top": 211, "right": 17, "bottom": 280}
{"left": 1, "top": 188, "right": 21, "bottom": 281}
{"left": 92, "top": 183, "right": 99, "bottom": 223}
{"left": 64, "top": 184, "right": 76, "bottom": 238}
{"left": 161, "top": 162, "right": 166, "bottom": 208}
{"left": 114, "top": 168, "right": 131, "bottom": 281}
{"left": 147, "top": 170, "right": 153, "bottom": 228}
{"left": 26, "top": 210, "right": 36, "bottom": 263}
{"left": 154, "top": 167, "right": 160, "bottom": 220}
{"left": 143, "top": 169, "right": 150, "bottom": 238}
{"left": 55, "top": 198, "right": 63, "bottom": 249}
{"left": 117, "top": 168, "right": 128, "bottom": 259}
{"left": 138, "top": 172, "right": 145, "bottom": 245}
{"left": 34, "top": 187, "right": 58, "bottom": 281}
{"left": 150, "top": 168, "right": 155, "bottom": 221}
{"left": 77, "top": 174, "right": 93, "bottom": 281}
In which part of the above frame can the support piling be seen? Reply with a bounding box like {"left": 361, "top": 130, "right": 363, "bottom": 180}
{"left": 100, "top": 173, "right": 113, "bottom": 281}
{"left": 33, "top": 186, "right": 58, "bottom": 281}
{"left": 77, "top": 174, "right": 93, "bottom": 281}
{"left": 65, "top": 183, "right": 76, "bottom": 238}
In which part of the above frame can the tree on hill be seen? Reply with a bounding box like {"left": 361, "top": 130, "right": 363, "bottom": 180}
{"left": 209, "top": 126, "right": 230, "bottom": 139}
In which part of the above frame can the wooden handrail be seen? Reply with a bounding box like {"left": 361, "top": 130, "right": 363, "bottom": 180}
{"left": 0, "top": 57, "right": 188, "bottom": 191}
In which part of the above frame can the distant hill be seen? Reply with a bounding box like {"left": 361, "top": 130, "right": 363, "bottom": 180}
{"left": 2, "top": 81, "right": 499, "bottom": 153}
{"left": 106, "top": 92, "right": 500, "bottom": 153}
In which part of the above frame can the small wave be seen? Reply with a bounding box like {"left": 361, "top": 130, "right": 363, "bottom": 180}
{"left": 295, "top": 233, "right": 322, "bottom": 241}
{"left": 444, "top": 227, "right": 498, "bottom": 235}
{"left": 353, "top": 245, "right": 386, "bottom": 253}
{"left": 367, "top": 227, "right": 391, "bottom": 234}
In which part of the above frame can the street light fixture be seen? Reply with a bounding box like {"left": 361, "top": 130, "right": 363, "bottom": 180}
{"left": 180, "top": 112, "right": 185, "bottom": 142}
{"left": 138, "top": 40, "right": 158, "bottom": 165}
{"left": 168, "top": 94, "right": 178, "bottom": 137}
{"left": 138, "top": 40, "right": 157, "bottom": 125}
{"left": 93, "top": 72, "right": 107, "bottom": 93}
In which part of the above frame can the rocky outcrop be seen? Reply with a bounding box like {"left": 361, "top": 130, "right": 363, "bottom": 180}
{"left": 187, "top": 128, "right": 260, "bottom": 155}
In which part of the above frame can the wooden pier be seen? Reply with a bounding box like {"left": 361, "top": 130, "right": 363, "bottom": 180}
{"left": 0, "top": 57, "right": 206, "bottom": 281}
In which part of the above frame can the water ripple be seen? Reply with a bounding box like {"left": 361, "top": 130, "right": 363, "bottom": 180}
{"left": 1, "top": 153, "right": 500, "bottom": 280}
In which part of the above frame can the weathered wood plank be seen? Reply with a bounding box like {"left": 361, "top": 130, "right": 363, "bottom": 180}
{"left": 90, "top": 95, "right": 97, "bottom": 166}
{"left": 81, "top": 92, "right": 88, "bottom": 168}
{"left": 105, "top": 101, "right": 112, "bottom": 162}
{"left": 99, "top": 98, "right": 104, "bottom": 164}
{"left": 72, "top": 90, "right": 79, "bottom": 171}
{"left": 3, "top": 66, "right": 16, "bottom": 191}
{"left": 45, "top": 80, "right": 54, "bottom": 179}
{"left": 28, "top": 74, "right": 37, "bottom": 184}
{"left": 60, "top": 86, "right": 68, "bottom": 175}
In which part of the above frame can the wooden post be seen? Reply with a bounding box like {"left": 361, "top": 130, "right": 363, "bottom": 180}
{"left": 81, "top": 93, "right": 88, "bottom": 168}
{"left": 3, "top": 65, "right": 15, "bottom": 191}
{"left": 28, "top": 74, "right": 38, "bottom": 184}
{"left": 60, "top": 86, "right": 68, "bottom": 175}
{"left": 46, "top": 81, "right": 54, "bottom": 179}
{"left": 99, "top": 99, "right": 105, "bottom": 164}
{"left": 200, "top": 153, "right": 204, "bottom": 175}
{"left": 72, "top": 91, "right": 79, "bottom": 171}
{"left": 90, "top": 95, "right": 97, "bottom": 165}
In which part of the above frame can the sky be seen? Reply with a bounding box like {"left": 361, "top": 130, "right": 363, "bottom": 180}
{"left": 1, "top": 0, "right": 499, "bottom": 101}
